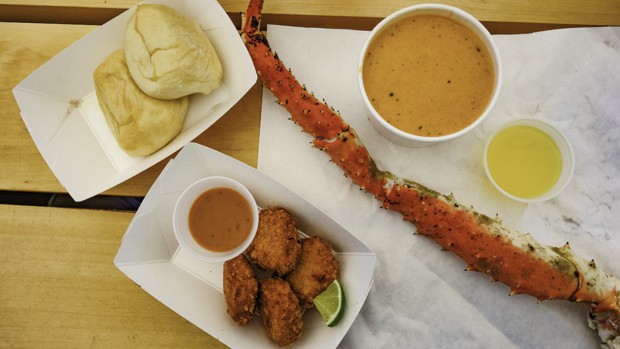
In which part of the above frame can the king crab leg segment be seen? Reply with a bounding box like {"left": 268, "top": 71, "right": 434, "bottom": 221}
{"left": 241, "top": 0, "right": 620, "bottom": 346}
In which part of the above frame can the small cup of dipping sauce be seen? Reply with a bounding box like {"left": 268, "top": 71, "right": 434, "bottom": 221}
{"left": 484, "top": 118, "right": 575, "bottom": 203}
{"left": 358, "top": 4, "right": 502, "bottom": 147}
{"left": 173, "top": 176, "right": 259, "bottom": 262}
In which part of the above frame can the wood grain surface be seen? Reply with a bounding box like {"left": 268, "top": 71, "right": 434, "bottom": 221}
{"left": 0, "top": 204, "right": 228, "bottom": 348}
{"left": 1, "top": 0, "right": 619, "bottom": 27}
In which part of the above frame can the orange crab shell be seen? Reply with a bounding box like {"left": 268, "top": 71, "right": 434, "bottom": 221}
{"left": 240, "top": 0, "right": 620, "bottom": 344}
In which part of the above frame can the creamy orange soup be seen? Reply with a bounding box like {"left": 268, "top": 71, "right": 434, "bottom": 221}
{"left": 188, "top": 187, "right": 253, "bottom": 252}
{"left": 362, "top": 14, "right": 495, "bottom": 137}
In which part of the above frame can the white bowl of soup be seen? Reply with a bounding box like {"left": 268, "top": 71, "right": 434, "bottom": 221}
{"left": 173, "top": 176, "right": 259, "bottom": 262}
{"left": 358, "top": 4, "right": 502, "bottom": 147}
{"left": 484, "top": 118, "right": 575, "bottom": 203}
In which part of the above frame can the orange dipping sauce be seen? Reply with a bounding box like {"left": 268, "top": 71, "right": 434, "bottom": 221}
{"left": 362, "top": 14, "right": 495, "bottom": 137}
{"left": 188, "top": 187, "right": 253, "bottom": 252}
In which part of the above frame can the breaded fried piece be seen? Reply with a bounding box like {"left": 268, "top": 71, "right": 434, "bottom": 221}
{"left": 286, "top": 236, "right": 339, "bottom": 307}
{"left": 259, "top": 277, "right": 303, "bottom": 346}
{"left": 223, "top": 254, "right": 258, "bottom": 326}
{"left": 246, "top": 207, "right": 301, "bottom": 275}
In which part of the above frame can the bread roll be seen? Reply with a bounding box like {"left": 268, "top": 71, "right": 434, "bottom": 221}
{"left": 93, "top": 50, "right": 189, "bottom": 157}
{"left": 124, "top": 4, "right": 223, "bottom": 100}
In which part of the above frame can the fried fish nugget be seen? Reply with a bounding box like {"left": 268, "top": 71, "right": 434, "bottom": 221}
{"left": 259, "top": 277, "right": 303, "bottom": 346}
{"left": 246, "top": 207, "right": 301, "bottom": 275}
{"left": 223, "top": 254, "right": 258, "bottom": 326}
{"left": 286, "top": 236, "right": 339, "bottom": 307}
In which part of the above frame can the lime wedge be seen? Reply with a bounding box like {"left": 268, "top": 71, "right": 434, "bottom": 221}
{"left": 313, "top": 279, "right": 345, "bottom": 327}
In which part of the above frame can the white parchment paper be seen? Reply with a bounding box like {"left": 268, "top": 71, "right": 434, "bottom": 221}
{"left": 257, "top": 24, "right": 620, "bottom": 348}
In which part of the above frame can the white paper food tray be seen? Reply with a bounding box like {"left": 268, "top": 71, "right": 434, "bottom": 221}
{"left": 12, "top": 0, "right": 257, "bottom": 201}
{"left": 114, "top": 143, "right": 376, "bottom": 348}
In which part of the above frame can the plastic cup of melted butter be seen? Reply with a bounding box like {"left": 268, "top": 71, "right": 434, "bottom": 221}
{"left": 173, "top": 176, "right": 259, "bottom": 262}
{"left": 484, "top": 118, "right": 575, "bottom": 203}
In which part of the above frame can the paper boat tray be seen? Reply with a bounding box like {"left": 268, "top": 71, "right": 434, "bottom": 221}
{"left": 114, "top": 143, "right": 376, "bottom": 348}
{"left": 12, "top": 0, "right": 256, "bottom": 201}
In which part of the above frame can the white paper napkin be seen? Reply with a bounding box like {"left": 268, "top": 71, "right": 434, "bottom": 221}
{"left": 257, "top": 24, "right": 620, "bottom": 348}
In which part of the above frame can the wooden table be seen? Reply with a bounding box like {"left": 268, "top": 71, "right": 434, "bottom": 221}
{"left": 1, "top": 1, "right": 619, "bottom": 348}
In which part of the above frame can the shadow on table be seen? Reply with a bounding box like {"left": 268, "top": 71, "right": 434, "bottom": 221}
{"left": 0, "top": 190, "right": 142, "bottom": 211}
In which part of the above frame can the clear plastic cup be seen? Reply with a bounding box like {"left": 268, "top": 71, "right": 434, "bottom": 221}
{"left": 483, "top": 118, "right": 575, "bottom": 203}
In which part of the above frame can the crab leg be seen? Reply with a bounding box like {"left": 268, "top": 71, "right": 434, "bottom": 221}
{"left": 241, "top": 1, "right": 620, "bottom": 346}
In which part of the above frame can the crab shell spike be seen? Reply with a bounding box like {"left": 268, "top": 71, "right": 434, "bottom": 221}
{"left": 559, "top": 242, "right": 572, "bottom": 252}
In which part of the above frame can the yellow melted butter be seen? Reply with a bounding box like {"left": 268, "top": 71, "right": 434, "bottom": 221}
{"left": 487, "top": 125, "right": 562, "bottom": 198}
